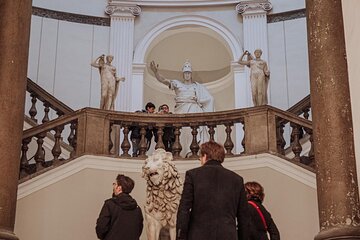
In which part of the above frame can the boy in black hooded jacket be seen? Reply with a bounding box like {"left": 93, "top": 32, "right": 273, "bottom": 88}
{"left": 96, "top": 174, "right": 143, "bottom": 240}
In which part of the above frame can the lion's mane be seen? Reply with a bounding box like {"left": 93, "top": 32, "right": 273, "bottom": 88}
{"left": 142, "top": 149, "right": 183, "bottom": 227}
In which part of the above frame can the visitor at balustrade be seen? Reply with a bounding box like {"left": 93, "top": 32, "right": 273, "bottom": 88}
{"left": 238, "top": 49, "right": 270, "bottom": 106}
{"left": 130, "top": 102, "right": 156, "bottom": 157}
{"left": 150, "top": 60, "right": 214, "bottom": 157}
{"left": 91, "top": 54, "right": 125, "bottom": 110}
{"left": 154, "top": 103, "right": 175, "bottom": 153}
{"left": 96, "top": 174, "right": 143, "bottom": 240}
{"left": 176, "top": 141, "right": 249, "bottom": 240}
{"left": 245, "top": 181, "right": 280, "bottom": 240}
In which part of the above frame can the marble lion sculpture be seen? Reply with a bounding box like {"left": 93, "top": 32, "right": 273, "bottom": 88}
{"left": 142, "top": 148, "right": 183, "bottom": 240}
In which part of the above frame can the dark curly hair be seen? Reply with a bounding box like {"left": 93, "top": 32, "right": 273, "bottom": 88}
{"left": 244, "top": 181, "right": 265, "bottom": 202}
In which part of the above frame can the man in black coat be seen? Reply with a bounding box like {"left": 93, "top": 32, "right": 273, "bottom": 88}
{"left": 96, "top": 174, "right": 143, "bottom": 240}
{"left": 176, "top": 141, "right": 250, "bottom": 240}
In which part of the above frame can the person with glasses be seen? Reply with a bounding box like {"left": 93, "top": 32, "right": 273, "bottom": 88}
{"left": 96, "top": 174, "right": 143, "bottom": 240}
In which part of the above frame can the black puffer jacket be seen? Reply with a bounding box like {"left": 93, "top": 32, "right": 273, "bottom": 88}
{"left": 248, "top": 197, "right": 280, "bottom": 240}
{"left": 96, "top": 193, "right": 143, "bottom": 240}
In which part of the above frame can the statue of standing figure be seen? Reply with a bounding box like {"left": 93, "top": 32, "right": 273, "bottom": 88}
{"left": 150, "top": 60, "right": 214, "bottom": 157}
{"left": 91, "top": 54, "right": 125, "bottom": 110}
{"left": 238, "top": 49, "right": 270, "bottom": 106}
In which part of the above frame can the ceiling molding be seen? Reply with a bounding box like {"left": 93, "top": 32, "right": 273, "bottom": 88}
{"left": 108, "top": 0, "right": 240, "bottom": 7}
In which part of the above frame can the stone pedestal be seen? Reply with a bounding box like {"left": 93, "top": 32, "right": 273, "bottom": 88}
{"left": 0, "top": 1, "right": 32, "bottom": 239}
{"left": 306, "top": 0, "right": 360, "bottom": 239}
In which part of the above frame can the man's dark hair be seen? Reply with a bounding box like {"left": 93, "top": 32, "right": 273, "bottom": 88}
{"left": 200, "top": 141, "right": 225, "bottom": 163}
{"left": 145, "top": 102, "right": 155, "bottom": 110}
{"left": 116, "top": 174, "right": 135, "bottom": 194}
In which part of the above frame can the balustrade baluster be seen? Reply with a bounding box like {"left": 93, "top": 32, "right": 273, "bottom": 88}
{"left": 172, "top": 125, "right": 182, "bottom": 158}
{"left": 290, "top": 123, "right": 302, "bottom": 162}
{"left": 34, "top": 132, "right": 46, "bottom": 170}
{"left": 303, "top": 108, "right": 310, "bottom": 119}
{"left": 276, "top": 119, "right": 286, "bottom": 155}
{"left": 155, "top": 125, "right": 165, "bottom": 150}
{"left": 19, "top": 137, "right": 32, "bottom": 177}
{"left": 42, "top": 102, "right": 50, "bottom": 123}
{"left": 208, "top": 125, "right": 216, "bottom": 141}
{"left": 109, "top": 123, "right": 114, "bottom": 153}
{"left": 189, "top": 125, "right": 199, "bottom": 158}
{"left": 138, "top": 126, "right": 147, "bottom": 157}
{"left": 240, "top": 119, "right": 246, "bottom": 154}
{"left": 52, "top": 125, "right": 64, "bottom": 162}
{"left": 224, "top": 123, "right": 234, "bottom": 156}
{"left": 303, "top": 128, "right": 315, "bottom": 166}
{"left": 121, "top": 125, "right": 131, "bottom": 157}
{"left": 29, "top": 93, "right": 38, "bottom": 123}
{"left": 67, "top": 121, "right": 77, "bottom": 158}
{"left": 56, "top": 111, "right": 64, "bottom": 118}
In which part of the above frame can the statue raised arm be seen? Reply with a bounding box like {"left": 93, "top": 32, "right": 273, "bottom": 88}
{"left": 238, "top": 49, "right": 270, "bottom": 106}
{"left": 149, "top": 60, "right": 214, "bottom": 157}
{"left": 150, "top": 61, "right": 170, "bottom": 86}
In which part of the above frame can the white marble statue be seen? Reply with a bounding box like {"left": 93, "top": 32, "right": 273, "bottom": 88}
{"left": 142, "top": 149, "right": 182, "bottom": 240}
{"left": 238, "top": 49, "right": 270, "bottom": 106}
{"left": 91, "top": 54, "right": 125, "bottom": 110}
{"left": 150, "top": 60, "right": 214, "bottom": 157}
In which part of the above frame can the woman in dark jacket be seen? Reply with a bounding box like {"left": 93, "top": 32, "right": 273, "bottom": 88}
{"left": 245, "top": 181, "right": 280, "bottom": 240}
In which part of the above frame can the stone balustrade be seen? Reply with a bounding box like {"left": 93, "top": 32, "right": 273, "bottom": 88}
{"left": 19, "top": 105, "right": 314, "bottom": 181}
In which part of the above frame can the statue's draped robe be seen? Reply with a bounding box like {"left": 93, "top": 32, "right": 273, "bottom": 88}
{"left": 169, "top": 80, "right": 214, "bottom": 157}
{"left": 249, "top": 59, "right": 269, "bottom": 106}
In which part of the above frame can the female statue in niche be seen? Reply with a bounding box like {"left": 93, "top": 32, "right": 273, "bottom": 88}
{"left": 238, "top": 49, "right": 270, "bottom": 106}
{"left": 91, "top": 54, "right": 125, "bottom": 110}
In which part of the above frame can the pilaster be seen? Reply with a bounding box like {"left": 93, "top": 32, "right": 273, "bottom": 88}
{"left": 236, "top": 0, "right": 272, "bottom": 106}
{"left": 105, "top": 2, "right": 141, "bottom": 112}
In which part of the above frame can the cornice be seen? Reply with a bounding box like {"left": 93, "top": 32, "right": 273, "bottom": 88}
{"left": 236, "top": 0, "right": 272, "bottom": 14}
{"left": 107, "top": 0, "right": 240, "bottom": 7}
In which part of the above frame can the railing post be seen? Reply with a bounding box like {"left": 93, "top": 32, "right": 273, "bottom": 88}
{"left": 76, "top": 110, "right": 111, "bottom": 155}
{"left": 244, "top": 108, "right": 276, "bottom": 154}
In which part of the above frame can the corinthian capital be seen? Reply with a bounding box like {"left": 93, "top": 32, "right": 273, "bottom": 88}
{"left": 236, "top": 0, "right": 272, "bottom": 14}
{"left": 105, "top": 1, "right": 141, "bottom": 17}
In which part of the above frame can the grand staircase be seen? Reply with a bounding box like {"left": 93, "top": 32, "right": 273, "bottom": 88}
{"left": 16, "top": 79, "right": 317, "bottom": 240}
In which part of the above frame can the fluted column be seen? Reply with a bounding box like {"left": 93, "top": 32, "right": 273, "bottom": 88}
{"left": 0, "top": 1, "right": 32, "bottom": 239}
{"left": 105, "top": 3, "right": 141, "bottom": 112}
{"left": 306, "top": 0, "right": 360, "bottom": 239}
{"left": 236, "top": 0, "right": 272, "bottom": 106}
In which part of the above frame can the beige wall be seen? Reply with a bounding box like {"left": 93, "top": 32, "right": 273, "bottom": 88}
{"left": 15, "top": 155, "right": 318, "bottom": 240}
{"left": 342, "top": 0, "right": 360, "bottom": 189}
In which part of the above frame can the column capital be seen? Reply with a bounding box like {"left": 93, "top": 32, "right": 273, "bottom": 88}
{"left": 236, "top": 0, "right": 272, "bottom": 15}
{"left": 105, "top": 1, "right": 141, "bottom": 17}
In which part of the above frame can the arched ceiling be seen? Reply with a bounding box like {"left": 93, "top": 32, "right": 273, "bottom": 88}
{"left": 146, "top": 26, "right": 232, "bottom": 83}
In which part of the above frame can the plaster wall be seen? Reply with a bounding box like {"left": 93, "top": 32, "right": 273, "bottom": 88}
{"left": 27, "top": 12, "right": 310, "bottom": 112}
{"left": 32, "top": 0, "right": 108, "bottom": 17}
{"left": 15, "top": 154, "right": 318, "bottom": 240}
{"left": 27, "top": 15, "right": 110, "bottom": 110}
{"left": 342, "top": 0, "right": 360, "bottom": 189}
{"left": 268, "top": 17, "right": 310, "bottom": 109}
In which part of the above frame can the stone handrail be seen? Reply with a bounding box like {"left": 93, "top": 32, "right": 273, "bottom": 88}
{"left": 26, "top": 78, "right": 74, "bottom": 124}
{"left": 20, "top": 105, "right": 314, "bottom": 180}
{"left": 286, "top": 94, "right": 311, "bottom": 119}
